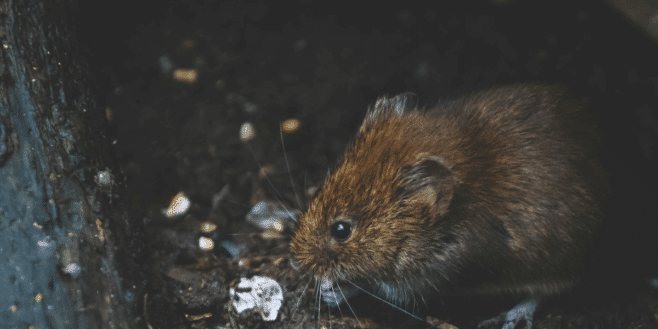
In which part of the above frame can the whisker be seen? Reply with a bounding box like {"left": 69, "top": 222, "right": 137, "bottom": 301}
{"left": 330, "top": 284, "right": 345, "bottom": 320}
{"left": 285, "top": 277, "right": 313, "bottom": 329}
{"left": 336, "top": 283, "right": 362, "bottom": 328}
{"left": 345, "top": 280, "right": 425, "bottom": 322}
{"left": 291, "top": 270, "right": 309, "bottom": 288}
{"left": 244, "top": 244, "right": 293, "bottom": 262}
{"left": 223, "top": 232, "right": 261, "bottom": 237}
{"left": 280, "top": 125, "right": 302, "bottom": 209}
{"left": 303, "top": 171, "right": 308, "bottom": 201}
{"left": 326, "top": 301, "right": 332, "bottom": 329}
{"left": 413, "top": 298, "right": 417, "bottom": 316}
{"left": 316, "top": 279, "right": 322, "bottom": 323}
{"left": 245, "top": 141, "right": 298, "bottom": 221}
{"left": 221, "top": 198, "right": 251, "bottom": 208}
{"left": 211, "top": 184, "right": 251, "bottom": 209}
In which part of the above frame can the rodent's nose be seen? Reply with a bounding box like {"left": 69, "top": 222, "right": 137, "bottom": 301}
{"left": 320, "top": 277, "right": 334, "bottom": 290}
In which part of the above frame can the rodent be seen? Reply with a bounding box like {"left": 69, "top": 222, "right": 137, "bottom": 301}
{"left": 289, "top": 83, "right": 608, "bottom": 315}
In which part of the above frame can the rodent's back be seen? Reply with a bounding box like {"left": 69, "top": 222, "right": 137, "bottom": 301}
{"left": 291, "top": 84, "right": 608, "bottom": 302}
{"left": 436, "top": 84, "right": 607, "bottom": 294}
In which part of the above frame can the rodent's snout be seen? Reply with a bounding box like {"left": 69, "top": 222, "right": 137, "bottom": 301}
{"left": 319, "top": 278, "right": 343, "bottom": 306}
{"left": 319, "top": 277, "right": 362, "bottom": 307}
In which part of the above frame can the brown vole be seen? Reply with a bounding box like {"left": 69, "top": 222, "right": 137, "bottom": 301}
{"left": 289, "top": 83, "right": 608, "bottom": 327}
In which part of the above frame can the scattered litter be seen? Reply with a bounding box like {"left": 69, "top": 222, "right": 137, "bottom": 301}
{"left": 239, "top": 122, "right": 256, "bottom": 142}
{"left": 280, "top": 118, "right": 301, "bottom": 134}
{"left": 260, "top": 230, "right": 284, "bottom": 240}
{"left": 36, "top": 235, "right": 56, "bottom": 259}
{"left": 245, "top": 201, "right": 297, "bottom": 232}
{"left": 158, "top": 55, "right": 174, "bottom": 74}
{"left": 63, "top": 263, "right": 81, "bottom": 278}
{"left": 173, "top": 69, "right": 197, "bottom": 84}
{"left": 185, "top": 312, "right": 212, "bottom": 321}
{"left": 200, "top": 221, "right": 218, "bottom": 233}
{"left": 221, "top": 241, "right": 244, "bottom": 259}
{"left": 94, "top": 169, "right": 114, "bottom": 187}
{"left": 164, "top": 192, "right": 191, "bottom": 218}
{"left": 198, "top": 236, "right": 214, "bottom": 250}
{"left": 230, "top": 276, "right": 283, "bottom": 321}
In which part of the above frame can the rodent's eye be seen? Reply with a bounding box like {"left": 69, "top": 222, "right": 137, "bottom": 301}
{"left": 330, "top": 221, "right": 352, "bottom": 241}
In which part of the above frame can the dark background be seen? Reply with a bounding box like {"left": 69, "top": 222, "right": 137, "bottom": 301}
{"left": 68, "top": 0, "right": 658, "bottom": 327}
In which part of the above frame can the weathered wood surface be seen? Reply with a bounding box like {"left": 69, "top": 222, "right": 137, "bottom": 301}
{"left": 0, "top": 1, "right": 146, "bottom": 328}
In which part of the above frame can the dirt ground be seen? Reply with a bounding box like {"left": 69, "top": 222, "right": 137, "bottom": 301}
{"left": 73, "top": 0, "right": 658, "bottom": 328}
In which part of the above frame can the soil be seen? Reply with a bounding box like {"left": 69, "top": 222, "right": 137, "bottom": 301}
{"left": 73, "top": 0, "right": 658, "bottom": 328}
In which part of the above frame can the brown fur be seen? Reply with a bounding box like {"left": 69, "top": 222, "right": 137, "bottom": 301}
{"left": 290, "top": 84, "right": 608, "bottom": 305}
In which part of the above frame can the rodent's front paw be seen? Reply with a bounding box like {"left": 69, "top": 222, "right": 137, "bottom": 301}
{"left": 477, "top": 297, "right": 539, "bottom": 329}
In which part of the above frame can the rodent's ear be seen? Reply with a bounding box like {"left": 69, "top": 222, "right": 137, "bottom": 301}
{"left": 360, "top": 93, "right": 418, "bottom": 133}
{"left": 398, "top": 156, "right": 459, "bottom": 219}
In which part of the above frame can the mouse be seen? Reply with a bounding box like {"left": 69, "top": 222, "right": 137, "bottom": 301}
{"left": 289, "top": 83, "right": 608, "bottom": 328}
